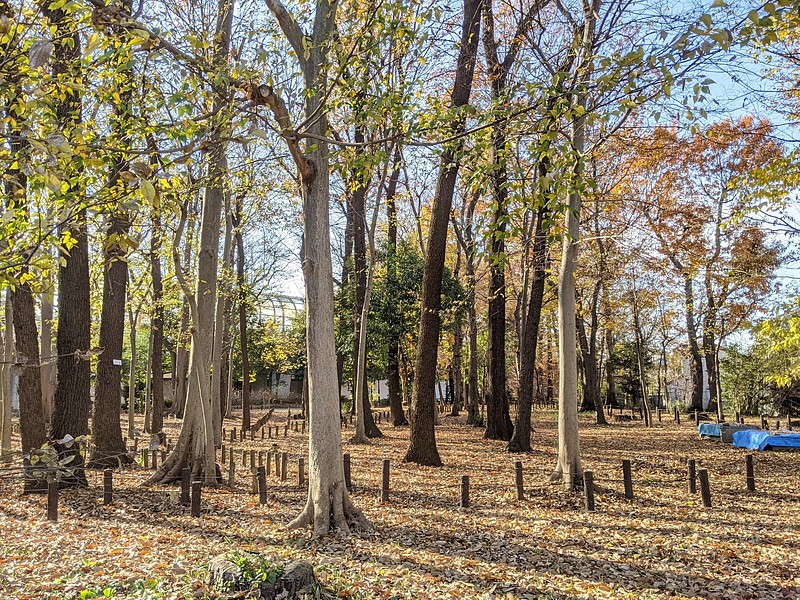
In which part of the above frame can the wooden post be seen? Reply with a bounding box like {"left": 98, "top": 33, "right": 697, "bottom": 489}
{"left": 734, "top": 412, "right": 740, "bottom": 424}
{"left": 133, "top": 437, "right": 139, "bottom": 453}
{"left": 152, "top": 450, "right": 159, "bottom": 470}
{"left": 460, "top": 475, "right": 469, "bottom": 508}
{"left": 222, "top": 428, "right": 226, "bottom": 441}
{"left": 514, "top": 460, "right": 524, "bottom": 501}
{"left": 694, "top": 410, "right": 699, "bottom": 425}
{"left": 230, "top": 428, "right": 236, "bottom": 442}
{"left": 266, "top": 451, "right": 272, "bottom": 476}
{"left": 241, "top": 449, "right": 247, "bottom": 468}
{"left": 622, "top": 459, "right": 633, "bottom": 500}
{"left": 584, "top": 471, "right": 595, "bottom": 512}
{"left": 103, "top": 469, "right": 113, "bottom": 506}
{"left": 283, "top": 424, "right": 288, "bottom": 437}
{"left": 251, "top": 469, "right": 258, "bottom": 494}
{"left": 657, "top": 408, "right": 661, "bottom": 422}
{"left": 181, "top": 467, "right": 191, "bottom": 505}
{"left": 250, "top": 450, "right": 256, "bottom": 469}
{"left": 268, "top": 426, "right": 272, "bottom": 439}
{"left": 240, "top": 428, "right": 244, "bottom": 441}
{"left": 257, "top": 466, "right": 267, "bottom": 504}
{"left": 381, "top": 459, "right": 390, "bottom": 503}
{"left": 250, "top": 429, "right": 255, "bottom": 441}
{"left": 142, "top": 449, "right": 149, "bottom": 469}
{"left": 687, "top": 459, "right": 696, "bottom": 494}
{"left": 47, "top": 480, "right": 58, "bottom": 521}
{"left": 676, "top": 410, "right": 680, "bottom": 425}
{"left": 788, "top": 415, "right": 793, "bottom": 431}
{"left": 301, "top": 421, "right": 305, "bottom": 434}
{"left": 760, "top": 415, "right": 767, "bottom": 429}
{"left": 221, "top": 444, "right": 226, "bottom": 464}
{"left": 275, "top": 452, "right": 281, "bottom": 477}
{"left": 746, "top": 454, "right": 755, "bottom": 492}
{"left": 228, "top": 453, "right": 235, "bottom": 487}
{"left": 191, "top": 481, "right": 202, "bottom": 517}
{"left": 343, "top": 453, "right": 352, "bottom": 491}
{"left": 280, "top": 452, "right": 288, "bottom": 481}
{"left": 258, "top": 451, "right": 264, "bottom": 467}
{"left": 261, "top": 427, "right": 265, "bottom": 440}
{"left": 298, "top": 457, "right": 305, "bottom": 487}
{"left": 698, "top": 469, "right": 711, "bottom": 507}
{"left": 673, "top": 406, "right": 677, "bottom": 421}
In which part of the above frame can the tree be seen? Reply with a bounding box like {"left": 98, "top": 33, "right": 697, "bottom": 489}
{"left": 404, "top": 0, "right": 482, "bottom": 467}
{"left": 47, "top": 0, "right": 91, "bottom": 487}
{"left": 259, "top": 0, "right": 370, "bottom": 535}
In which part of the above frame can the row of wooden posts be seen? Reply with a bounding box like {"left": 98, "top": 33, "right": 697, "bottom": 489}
{"left": 45, "top": 451, "right": 764, "bottom": 521}
{"left": 606, "top": 405, "right": 794, "bottom": 431}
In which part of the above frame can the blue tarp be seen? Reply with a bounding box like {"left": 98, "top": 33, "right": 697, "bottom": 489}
{"left": 733, "top": 429, "right": 800, "bottom": 451}
{"left": 698, "top": 423, "right": 721, "bottom": 437}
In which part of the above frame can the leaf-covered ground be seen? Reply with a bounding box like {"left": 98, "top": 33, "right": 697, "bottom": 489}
{"left": 1, "top": 409, "right": 798, "bottom": 599}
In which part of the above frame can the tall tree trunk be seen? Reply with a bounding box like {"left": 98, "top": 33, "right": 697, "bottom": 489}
{"left": 405, "top": 0, "right": 482, "bottom": 466}
{"left": 552, "top": 0, "right": 598, "bottom": 489}
{"left": 214, "top": 200, "right": 233, "bottom": 436}
{"left": 46, "top": 1, "right": 90, "bottom": 487}
{"left": 127, "top": 301, "right": 140, "bottom": 439}
{"left": 385, "top": 146, "right": 407, "bottom": 426}
{"left": 149, "top": 0, "right": 232, "bottom": 485}
{"left": 2, "top": 43, "right": 47, "bottom": 478}
{"left": 350, "top": 126, "right": 381, "bottom": 439}
{"left": 682, "top": 273, "right": 705, "bottom": 411}
{"left": 150, "top": 205, "right": 165, "bottom": 437}
{"left": 233, "top": 200, "right": 250, "bottom": 428}
{"left": 604, "top": 329, "right": 616, "bottom": 408}
{"left": 509, "top": 204, "right": 548, "bottom": 452}
{"left": 143, "top": 327, "right": 153, "bottom": 433}
{"left": 263, "top": 0, "right": 370, "bottom": 536}
{"left": 631, "top": 287, "right": 652, "bottom": 427}
{"left": 90, "top": 10, "right": 137, "bottom": 466}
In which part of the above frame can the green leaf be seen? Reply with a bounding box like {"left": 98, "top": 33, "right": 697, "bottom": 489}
{"left": 140, "top": 179, "right": 156, "bottom": 201}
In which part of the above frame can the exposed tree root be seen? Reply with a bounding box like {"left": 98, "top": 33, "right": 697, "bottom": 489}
{"left": 289, "top": 481, "right": 372, "bottom": 538}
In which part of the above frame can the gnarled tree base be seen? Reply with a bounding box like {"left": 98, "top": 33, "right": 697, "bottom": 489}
{"left": 288, "top": 481, "right": 371, "bottom": 538}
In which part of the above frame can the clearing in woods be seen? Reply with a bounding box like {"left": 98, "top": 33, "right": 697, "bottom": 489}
{"left": 0, "top": 410, "right": 798, "bottom": 599}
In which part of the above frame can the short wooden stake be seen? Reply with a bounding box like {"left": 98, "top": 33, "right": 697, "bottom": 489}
{"left": 676, "top": 410, "right": 680, "bottom": 425}
{"left": 261, "top": 428, "right": 265, "bottom": 440}
{"left": 622, "top": 459, "right": 633, "bottom": 499}
{"left": 222, "top": 428, "right": 226, "bottom": 441}
{"left": 250, "top": 429, "right": 254, "bottom": 440}
{"left": 298, "top": 457, "right": 305, "bottom": 487}
{"left": 301, "top": 421, "right": 305, "bottom": 434}
{"left": 283, "top": 424, "right": 288, "bottom": 437}
{"left": 47, "top": 480, "right": 58, "bottom": 521}
{"left": 761, "top": 415, "right": 767, "bottom": 429}
{"left": 694, "top": 410, "right": 699, "bottom": 425}
{"left": 191, "top": 481, "right": 202, "bottom": 517}
{"left": 228, "top": 454, "right": 235, "bottom": 487}
{"left": 258, "top": 451, "right": 264, "bottom": 467}
{"left": 152, "top": 450, "right": 159, "bottom": 470}
{"left": 514, "top": 460, "right": 524, "bottom": 500}
{"left": 230, "top": 428, "right": 236, "bottom": 443}
{"left": 584, "top": 471, "right": 595, "bottom": 512}
{"left": 280, "top": 452, "right": 288, "bottom": 481}
{"left": 657, "top": 408, "right": 662, "bottom": 422}
{"left": 257, "top": 466, "right": 267, "bottom": 504}
{"left": 266, "top": 451, "right": 272, "bottom": 476}
{"left": 250, "top": 450, "right": 256, "bottom": 469}
{"left": 103, "top": 469, "right": 113, "bottom": 506}
{"left": 746, "top": 454, "right": 755, "bottom": 492}
{"left": 268, "top": 426, "right": 272, "bottom": 439}
{"left": 698, "top": 469, "right": 712, "bottom": 507}
{"left": 142, "top": 449, "right": 149, "bottom": 469}
{"left": 240, "top": 429, "right": 244, "bottom": 441}
{"left": 343, "top": 453, "right": 352, "bottom": 491}
{"left": 251, "top": 469, "right": 258, "bottom": 494}
{"left": 381, "top": 459, "right": 390, "bottom": 503}
{"left": 242, "top": 449, "right": 247, "bottom": 468}
{"left": 687, "top": 459, "right": 697, "bottom": 494}
{"left": 133, "top": 438, "right": 139, "bottom": 453}
{"left": 221, "top": 444, "right": 226, "bottom": 464}
{"left": 181, "top": 467, "right": 191, "bottom": 505}
{"left": 460, "top": 475, "right": 470, "bottom": 508}
{"left": 274, "top": 451, "right": 281, "bottom": 477}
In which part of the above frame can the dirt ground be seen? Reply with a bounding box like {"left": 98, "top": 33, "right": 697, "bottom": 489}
{"left": 0, "top": 408, "right": 798, "bottom": 599}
